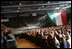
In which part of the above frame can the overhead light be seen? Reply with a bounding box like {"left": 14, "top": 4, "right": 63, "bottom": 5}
{"left": 19, "top": 3, "right": 22, "bottom": 5}
{"left": 55, "top": 7, "right": 60, "bottom": 9}
{"left": 48, "top": 1, "right": 50, "bottom": 3}
{"left": 17, "top": 10, "right": 19, "bottom": 12}
{"left": 32, "top": 13, "right": 37, "bottom": 16}
{"left": 18, "top": 3, "right": 22, "bottom": 8}
{"left": 68, "top": 1, "right": 71, "bottom": 3}
{"left": 42, "top": 6, "right": 44, "bottom": 7}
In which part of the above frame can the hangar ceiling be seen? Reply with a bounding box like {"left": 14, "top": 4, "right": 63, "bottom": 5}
{"left": 1, "top": 1, "right": 71, "bottom": 18}
{"left": 1, "top": 1, "right": 71, "bottom": 28}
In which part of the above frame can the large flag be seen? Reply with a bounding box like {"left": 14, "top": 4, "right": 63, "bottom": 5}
{"left": 48, "top": 12, "right": 67, "bottom": 26}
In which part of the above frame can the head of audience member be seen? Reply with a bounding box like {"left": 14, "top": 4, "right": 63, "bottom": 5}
{"left": 54, "top": 31, "right": 58, "bottom": 36}
{"left": 1, "top": 24, "right": 6, "bottom": 31}
{"left": 60, "top": 37, "right": 66, "bottom": 43}
{"left": 1, "top": 24, "right": 10, "bottom": 34}
{"left": 49, "top": 33, "right": 54, "bottom": 39}
{"left": 66, "top": 34, "right": 71, "bottom": 40}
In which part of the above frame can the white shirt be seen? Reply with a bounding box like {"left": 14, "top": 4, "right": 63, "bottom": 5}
{"left": 59, "top": 34, "right": 62, "bottom": 37}
{"left": 42, "top": 32, "right": 44, "bottom": 36}
{"left": 67, "top": 38, "right": 71, "bottom": 48}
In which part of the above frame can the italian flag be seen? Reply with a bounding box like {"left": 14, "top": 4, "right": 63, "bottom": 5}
{"left": 48, "top": 12, "right": 67, "bottom": 26}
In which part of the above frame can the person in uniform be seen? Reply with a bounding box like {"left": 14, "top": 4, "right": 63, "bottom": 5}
{"left": 1, "top": 24, "right": 17, "bottom": 48}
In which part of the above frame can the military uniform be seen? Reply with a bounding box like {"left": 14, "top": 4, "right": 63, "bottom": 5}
{"left": 1, "top": 31, "right": 17, "bottom": 48}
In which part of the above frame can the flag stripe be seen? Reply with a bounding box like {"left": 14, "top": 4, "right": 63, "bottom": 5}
{"left": 54, "top": 13, "right": 63, "bottom": 25}
{"left": 61, "top": 12, "right": 67, "bottom": 25}
{"left": 48, "top": 13, "right": 57, "bottom": 26}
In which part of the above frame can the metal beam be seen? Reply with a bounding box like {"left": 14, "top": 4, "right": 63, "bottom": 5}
{"left": 1, "top": 2, "right": 71, "bottom": 8}
{"left": 1, "top": 4, "right": 71, "bottom": 14}
{"left": 1, "top": 9, "right": 60, "bottom": 14}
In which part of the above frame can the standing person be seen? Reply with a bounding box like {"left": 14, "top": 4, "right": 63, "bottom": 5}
{"left": 1, "top": 24, "right": 17, "bottom": 48}
{"left": 47, "top": 33, "right": 54, "bottom": 48}
{"left": 66, "top": 35, "right": 71, "bottom": 48}
{"left": 60, "top": 37, "right": 67, "bottom": 48}
{"left": 52, "top": 37, "right": 60, "bottom": 48}
{"left": 54, "top": 31, "right": 60, "bottom": 42}
{"left": 1, "top": 24, "right": 7, "bottom": 48}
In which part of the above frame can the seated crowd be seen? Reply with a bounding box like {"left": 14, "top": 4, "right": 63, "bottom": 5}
{"left": 21, "top": 25, "right": 71, "bottom": 48}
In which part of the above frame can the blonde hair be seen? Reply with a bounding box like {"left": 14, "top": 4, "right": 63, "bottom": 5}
{"left": 61, "top": 37, "right": 66, "bottom": 42}
{"left": 66, "top": 34, "right": 71, "bottom": 40}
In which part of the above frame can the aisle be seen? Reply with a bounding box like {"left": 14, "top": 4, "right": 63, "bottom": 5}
{"left": 16, "top": 39, "right": 40, "bottom": 48}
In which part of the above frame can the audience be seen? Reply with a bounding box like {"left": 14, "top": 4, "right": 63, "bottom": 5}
{"left": 21, "top": 25, "right": 71, "bottom": 48}
{"left": 2, "top": 24, "right": 71, "bottom": 48}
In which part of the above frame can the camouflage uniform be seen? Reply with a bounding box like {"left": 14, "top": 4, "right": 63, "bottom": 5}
{"left": 6, "top": 33, "right": 17, "bottom": 48}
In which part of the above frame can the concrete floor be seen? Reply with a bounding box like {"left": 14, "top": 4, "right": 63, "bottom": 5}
{"left": 16, "top": 39, "right": 40, "bottom": 48}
